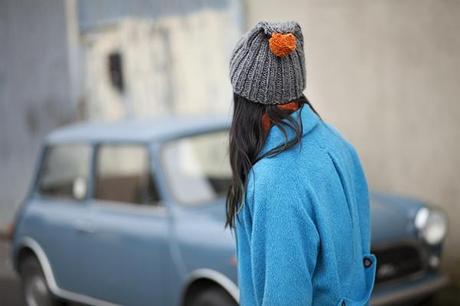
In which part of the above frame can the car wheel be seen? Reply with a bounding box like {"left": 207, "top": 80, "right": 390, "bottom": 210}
{"left": 189, "top": 286, "right": 237, "bottom": 306}
{"left": 19, "top": 256, "right": 66, "bottom": 306}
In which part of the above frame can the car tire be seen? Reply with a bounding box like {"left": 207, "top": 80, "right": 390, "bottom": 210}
{"left": 19, "top": 256, "right": 67, "bottom": 306}
{"left": 188, "top": 286, "right": 237, "bottom": 306}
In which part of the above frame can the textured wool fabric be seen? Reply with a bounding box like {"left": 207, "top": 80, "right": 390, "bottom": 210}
{"left": 229, "top": 21, "right": 306, "bottom": 105}
{"left": 235, "top": 105, "right": 377, "bottom": 306}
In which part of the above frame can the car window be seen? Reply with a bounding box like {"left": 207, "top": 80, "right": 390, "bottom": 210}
{"left": 94, "top": 144, "right": 160, "bottom": 205}
{"left": 161, "top": 130, "right": 231, "bottom": 206}
{"left": 38, "top": 144, "right": 91, "bottom": 200}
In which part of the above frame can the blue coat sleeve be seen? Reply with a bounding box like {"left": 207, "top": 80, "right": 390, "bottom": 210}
{"left": 247, "top": 171, "right": 320, "bottom": 306}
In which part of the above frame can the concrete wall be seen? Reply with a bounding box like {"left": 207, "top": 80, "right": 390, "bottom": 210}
{"left": 245, "top": 0, "right": 460, "bottom": 282}
{"left": 0, "top": 0, "right": 76, "bottom": 226}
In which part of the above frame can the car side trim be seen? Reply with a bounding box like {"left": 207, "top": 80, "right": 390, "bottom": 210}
{"left": 184, "top": 268, "right": 240, "bottom": 303}
{"left": 17, "top": 236, "right": 120, "bottom": 306}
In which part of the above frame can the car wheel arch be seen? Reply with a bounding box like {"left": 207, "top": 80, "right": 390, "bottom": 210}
{"left": 181, "top": 269, "right": 239, "bottom": 306}
{"left": 14, "top": 237, "right": 120, "bottom": 306}
{"left": 14, "top": 237, "right": 59, "bottom": 291}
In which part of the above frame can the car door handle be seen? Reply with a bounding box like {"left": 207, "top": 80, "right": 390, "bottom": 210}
{"left": 74, "top": 219, "right": 96, "bottom": 235}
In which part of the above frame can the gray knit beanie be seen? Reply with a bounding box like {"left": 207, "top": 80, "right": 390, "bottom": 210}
{"left": 229, "top": 21, "right": 306, "bottom": 105}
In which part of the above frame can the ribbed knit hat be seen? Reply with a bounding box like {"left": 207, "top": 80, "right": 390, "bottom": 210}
{"left": 229, "top": 21, "right": 306, "bottom": 105}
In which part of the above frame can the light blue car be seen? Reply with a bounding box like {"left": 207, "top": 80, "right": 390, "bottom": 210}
{"left": 10, "top": 115, "right": 449, "bottom": 306}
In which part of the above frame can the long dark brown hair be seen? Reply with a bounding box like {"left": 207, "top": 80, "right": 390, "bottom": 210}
{"left": 225, "top": 93, "right": 320, "bottom": 229}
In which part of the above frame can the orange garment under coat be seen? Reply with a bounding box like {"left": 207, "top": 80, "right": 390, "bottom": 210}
{"left": 261, "top": 101, "right": 301, "bottom": 134}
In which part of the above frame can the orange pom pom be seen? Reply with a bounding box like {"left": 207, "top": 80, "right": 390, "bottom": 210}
{"left": 269, "top": 33, "right": 297, "bottom": 57}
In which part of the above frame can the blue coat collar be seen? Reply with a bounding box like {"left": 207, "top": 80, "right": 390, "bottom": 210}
{"left": 257, "top": 104, "right": 320, "bottom": 159}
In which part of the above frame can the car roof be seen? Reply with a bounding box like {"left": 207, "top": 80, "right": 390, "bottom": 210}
{"left": 46, "top": 114, "right": 231, "bottom": 144}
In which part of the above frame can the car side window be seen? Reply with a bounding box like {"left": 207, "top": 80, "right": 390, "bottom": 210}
{"left": 94, "top": 144, "right": 160, "bottom": 205}
{"left": 38, "top": 144, "right": 91, "bottom": 200}
{"left": 161, "top": 130, "right": 231, "bottom": 206}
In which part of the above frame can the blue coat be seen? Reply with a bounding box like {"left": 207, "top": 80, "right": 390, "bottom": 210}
{"left": 235, "top": 104, "right": 377, "bottom": 306}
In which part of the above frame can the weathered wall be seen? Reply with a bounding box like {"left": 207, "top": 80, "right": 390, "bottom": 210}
{"left": 245, "top": 0, "right": 460, "bottom": 282}
{"left": 0, "top": 0, "right": 75, "bottom": 226}
{"left": 80, "top": 8, "right": 240, "bottom": 120}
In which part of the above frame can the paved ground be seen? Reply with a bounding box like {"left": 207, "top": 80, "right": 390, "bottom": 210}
{"left": 0, "top": 240, "right": 25, "bottom": 306}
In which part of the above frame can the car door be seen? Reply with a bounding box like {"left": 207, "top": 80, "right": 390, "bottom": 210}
{"left": 82, "top": 143, "right": 174, "bottom": 306}
{"left": 30, "top": 143, "right": 94, "bottom": 294}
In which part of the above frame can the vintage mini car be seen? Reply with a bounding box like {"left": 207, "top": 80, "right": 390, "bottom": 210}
{"left": 10, "top": 115, "right": 448, "bottom": 306}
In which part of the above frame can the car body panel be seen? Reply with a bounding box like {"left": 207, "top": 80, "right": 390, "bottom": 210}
{"left": 370, "top": 191, "right": 423, "bottom": 244}
{"left": 14, "top": 196, "right": 92, "bottom": 294}
{"left": 81, "top": 200, "right": 173, "bottom": 305}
